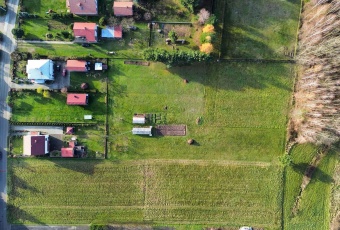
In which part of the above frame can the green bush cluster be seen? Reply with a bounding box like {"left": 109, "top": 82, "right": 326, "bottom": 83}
{"left": 142, "top": 48, "right": 211, "bottom": 67}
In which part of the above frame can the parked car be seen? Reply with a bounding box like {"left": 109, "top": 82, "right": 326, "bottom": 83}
{"left": 62, "top": 68, "right": 67, "bottom": 77}
{"left": 82, "top": 43, "right": 90, "bottom": 47}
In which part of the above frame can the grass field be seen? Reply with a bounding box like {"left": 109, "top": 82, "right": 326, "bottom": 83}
{"left": 108, "top": 61, "right": 294, "bottom": 161}
{"left": 215, "top": 0, "right": 301, "bottom": 59}
{"left": 8, "top": 158, "right": 283, "bottom": 228}
{"left": 283, "top": 144, "right": 337, "bottom": 229}
{"left": 11, "top": 90, "right": 106, "bottom": 123}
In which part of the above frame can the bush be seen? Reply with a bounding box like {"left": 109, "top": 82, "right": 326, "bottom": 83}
{"left": 43, "top": 90, "right": 51, "bottom": 98}
{"left": 142, "top": 48, "right": 211, "bottom": 67}
{"left": 197, "top": 8, "right": 210, "bottom": 25}
{"left": 202, "top": 24, "right": 214, "bottom": 33}
{"left": 46, "top": 33, "right": 53, "bottom": 39}
{"left": 200, "top": 32, "right": 215, "bottom": 44}
{"left": 37, "top": 87, "right": 43, "bottom": 94}
{"left": 206, "top": 14, "right": 217, "bottom": 25}
{"left": 61, "top": 31, "right": 70, "bottom": 38}
{"left": 200, "top": 43, "right": 213, "bottom": 54}
{"left": 168, "top": 30, "right": 178, "bottom": 43}
{"left": 99, "top": 16, "right": 106, "bottom": 26}
{"left": 11, "top": 28, "right": 24, "bottom": 38}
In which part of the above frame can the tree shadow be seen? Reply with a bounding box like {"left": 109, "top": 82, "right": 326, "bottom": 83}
{"left": 7, "top": 205, "right": 46, "bottom": 226}
{"left": 47, "top": 158, "right": 103, "bottom": 175}
{"left": 9, "top": 174, "right": 40, "bottom": 196}
{"left": 168, "top": 61, "right": 293, "bottom": 91}
{"left": 292, "top": 163, "right": 334, "bottom": 184}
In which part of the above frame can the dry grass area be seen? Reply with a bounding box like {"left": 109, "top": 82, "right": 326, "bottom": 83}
{"left": 291, "top": 0, "right": 340, "bottom": 145}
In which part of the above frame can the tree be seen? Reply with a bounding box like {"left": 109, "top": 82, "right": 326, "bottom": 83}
{"left": 99, "top": 16, "right": 106, "bottom": 26}
{"left": 11, "top": 28, "right": 24, "bottom": 38}
{"left": 120, "top": 17, "right": 135, "bottom": 32}
{"left": 202, "top": 24, "right": 214, "bottom": 33}
{"left": 197, "top": 8, "right": 210, "bottom": 25}
{"left": 107, "top": 16, "right": 120, "bottom": 27}
{"left": 200, "top": 43, "right": 213, "bottom": 54}
{"left": 180, "top": 0, "right": 199, "bottom": 13}
{"left": 168, "top": 30, "right": 178, "bottom": 43}
{"left": 43, "top": 90, "right": 51, "bottom": 98}
{"left": 36, "top": 87, "right": 43, "bottom": 94}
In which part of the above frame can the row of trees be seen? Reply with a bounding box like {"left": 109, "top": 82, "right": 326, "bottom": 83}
{"left": 292, "top": 0, "right": 340, "bottom": 145}
{"left": 142, "top": 48, "right": 211, "bottom": 67}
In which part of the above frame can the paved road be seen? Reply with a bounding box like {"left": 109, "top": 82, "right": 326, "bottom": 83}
{"left": 0, "top": 0, "right": 19, "bottom": 229}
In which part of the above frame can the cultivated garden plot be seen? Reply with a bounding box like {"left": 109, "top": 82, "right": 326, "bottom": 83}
{"left": 8, "top": 158, "right": 282, "bottom": 228}
{"left": 109, "top": 61, "right": 294, "bottom": 162}
{"left": 217, "top": 0, "right": 301, "bottom": 59}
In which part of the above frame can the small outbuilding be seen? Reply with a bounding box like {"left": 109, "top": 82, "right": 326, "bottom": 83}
{"left": 132, "top": 126, "right": 152, "bottom": 136}
{"left": 132, "top": 114, "right": 146, "bottom": 124}
{"left": 67, "top": 93, "right": 88, "bottom": 105}
{"left": 61, "top": 147, "right": 74, "bottom": 158}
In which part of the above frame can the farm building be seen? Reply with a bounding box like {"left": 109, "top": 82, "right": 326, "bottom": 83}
{"left": 133, "top": 114, "right": 146, "bottom": 124}
{"left": 67, "top": 0, "right": 98, "bottom": 15}
{"left": 26, "top": 59, "right": 54, "bottom": 84}
{"left": 67, "top": 93, "right": 89, "bottom": 105}
{"left": 66, "top": 60, "right": 88, "bottom": 72}
{"left": 132, "top": 126, "right": 153, "bottom": 136}
{"left": 101, "top": 26, "right": 123, "bottom": 39}
{"left": 113, "top": 1, "right": 133, "bottom": 16}
{"left": 23, "top": 134, "right": 50, "bottom": 156}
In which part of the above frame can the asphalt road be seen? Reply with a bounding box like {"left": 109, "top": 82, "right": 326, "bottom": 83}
{"left": 0, "top": 0, "right": 19, "bottom": 229}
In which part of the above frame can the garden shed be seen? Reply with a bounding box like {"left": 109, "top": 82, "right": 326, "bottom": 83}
{"left": 132, "top": 126, "right": 152, "bottom": 136}
{"left": 132, "top": 114, "right": 146, "bottom": 124}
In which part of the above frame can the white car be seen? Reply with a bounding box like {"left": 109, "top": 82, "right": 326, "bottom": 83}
{"left": 239, "top": 227, "right": 253, "bottom": 230}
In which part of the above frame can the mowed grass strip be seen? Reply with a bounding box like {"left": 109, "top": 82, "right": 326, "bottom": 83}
{"left": 109, "top": 61, "right": 294, "bottom": 161}
{"left": 8, "top": 158, "right": 282, "bottom": 228}
{"left": 219, "top": 0, "right": 300, "bottom": 59}
{"left": 284, "top": 144, "right": 337, "bottom": 229}
{"left": 11, "top": 90, "right": 106, "bottom": 123}
{"left": 22, "top": 0, "right": 67, "bottom": 16}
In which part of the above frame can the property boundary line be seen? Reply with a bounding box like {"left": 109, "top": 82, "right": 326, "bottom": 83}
{"left": 219, "top": 58, "right": 295, "bottom": 63}
{"left": 294, "top": 0, "right": 304, "bottom": 57}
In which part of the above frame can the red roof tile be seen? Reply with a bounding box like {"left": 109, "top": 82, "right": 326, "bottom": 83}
{"left": 61, "top": 147, "right": 74, "bottom": 157}
{"left": 66, "top": 60, "right": 87, "bottom": 72}
{"left": 67, "top": 94, "right": 88, "bottom": 105}
{"left": 114, "top": 26, "right": 123, "bottom": 38}
{"left": 113, "top": 2, "right": 133, "bottom": 16}
{"left": 73, "top": 22, "right": 97, "bottom": 42}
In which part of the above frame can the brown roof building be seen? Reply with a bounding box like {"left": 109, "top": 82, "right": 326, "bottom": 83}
{"left": 67, "top": 93, "right": 89, "bottom": 105}
{"left": 23, "top": 135, "right": 50, "bottom": 156}
{"left": 67, "top": 0, "right": 98, "bottom": 15}
{"left": 113, "top": 1, "right": 133, "bottom": 16}
{"left": 66, "top": 60, "right": 88, "bottom": 72}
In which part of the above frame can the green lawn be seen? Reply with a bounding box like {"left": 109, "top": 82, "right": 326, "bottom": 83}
{"left": 10, "top": 136, "right": 24, "bottom": 155}
{"left": 283, "top": 144, "right": 337, "bottom": 229}
{"left": 11, "top": 90, "right": 106, "bottom": 123}
{"left": 8, "top": 158, "right": 283, "bottom": 228}
{"left": 108, "top": 61, "right": 294, "bottom": 161}
{"left": 216, "top": 0, "right": 301, "bottom": 59}
{"left": 22, "top": 0, "right": 67, "bottom": 16}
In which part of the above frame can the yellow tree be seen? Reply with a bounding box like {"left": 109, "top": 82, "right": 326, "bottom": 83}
{"left": 200, "top": 43, "right": 213, "bottom": 54}
{"left": 202, "top": 24, "right": 214, "bottom": 33}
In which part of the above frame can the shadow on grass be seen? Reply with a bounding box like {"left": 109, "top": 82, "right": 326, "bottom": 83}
{"left": 169, "top": 62, "right": 293, "bottom": 91}
{"left": 292, "top": 163, "right": 334, "bottom": 184}
{"left": 48, "top": 158, "right": 103, "bottom": 175}
{"left": 8, "top": 204, "right": 46, "bottom": 225}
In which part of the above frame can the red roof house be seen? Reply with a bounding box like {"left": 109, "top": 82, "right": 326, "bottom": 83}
{"left": 113, "top": 1, "right": 133, "bottom": 16}
{"left": 67, "top": 0, "right": 98, "bottom": 15}
{"left": 114, "top": 26, "right": 123, "bottom": 38}
{"left": 61, "top": 147, "right": 75, "bottom": 157}
{"left": 66, "top": 60, "right": 87, "bottom": 72}
{"left": 73, "top": 22, "right": 97, "bottom": 42}
{"left": 67, "top": 94, "right": 89, "bottom": 105}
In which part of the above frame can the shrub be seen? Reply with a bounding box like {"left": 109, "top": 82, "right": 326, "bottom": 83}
{"left": 99, "top": 16, "right": 106, "bottom": 26}
{"left": 168, "top": 30, "right": 178, "bottom": 43}
{"left": 180, "top": 0, "right": 199, "bottom": 13}
{"left": 43, "top": 90, "right": 51, "bottom": 98}
{"left": 144, "top": 12, "right": 152, "bottom": 21}
{"left": 206, "top": 14, "right": 217, "bottom": 25}
{"left": 202, "top": 24, "right": 214, "bottom": 33}
{"left": 46, "top": 33, "right": 53, "bottom": 39}
{"left": 200, "top": 43, "right": 213, "bottom": 54}
{"left": 36, "top": 87, "right": 43, "bottom": 94}
{"left": 200, "top": 32, "right": 215, "bottom": 44}
{"left": 61, "top": 31, "right": 70, "bottom": 38}
{"left": 11, "top": 28, "right": 24, "bottom": 38}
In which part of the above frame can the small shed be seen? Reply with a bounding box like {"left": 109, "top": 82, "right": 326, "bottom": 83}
{"left": 133, "top": 114, "right": 146, "bottom": 124}
{"left": 95, "top": 63, "right": 108, "bottom": 71}
{"left": 132, "top": 126, "right": 152, "bottom": 136}
{"left": 84, "top": 115, "right": 92, "bottom": 120}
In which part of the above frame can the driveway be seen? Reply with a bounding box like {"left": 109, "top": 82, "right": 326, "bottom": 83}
{"left": 11, "top": 126, "right": 64, "bottom": 135}
{"left": 0, "top": 0, "right": 19, "bottom": 229}
{"left": 11, "top": 61, "right": 70, "bottom": 90}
